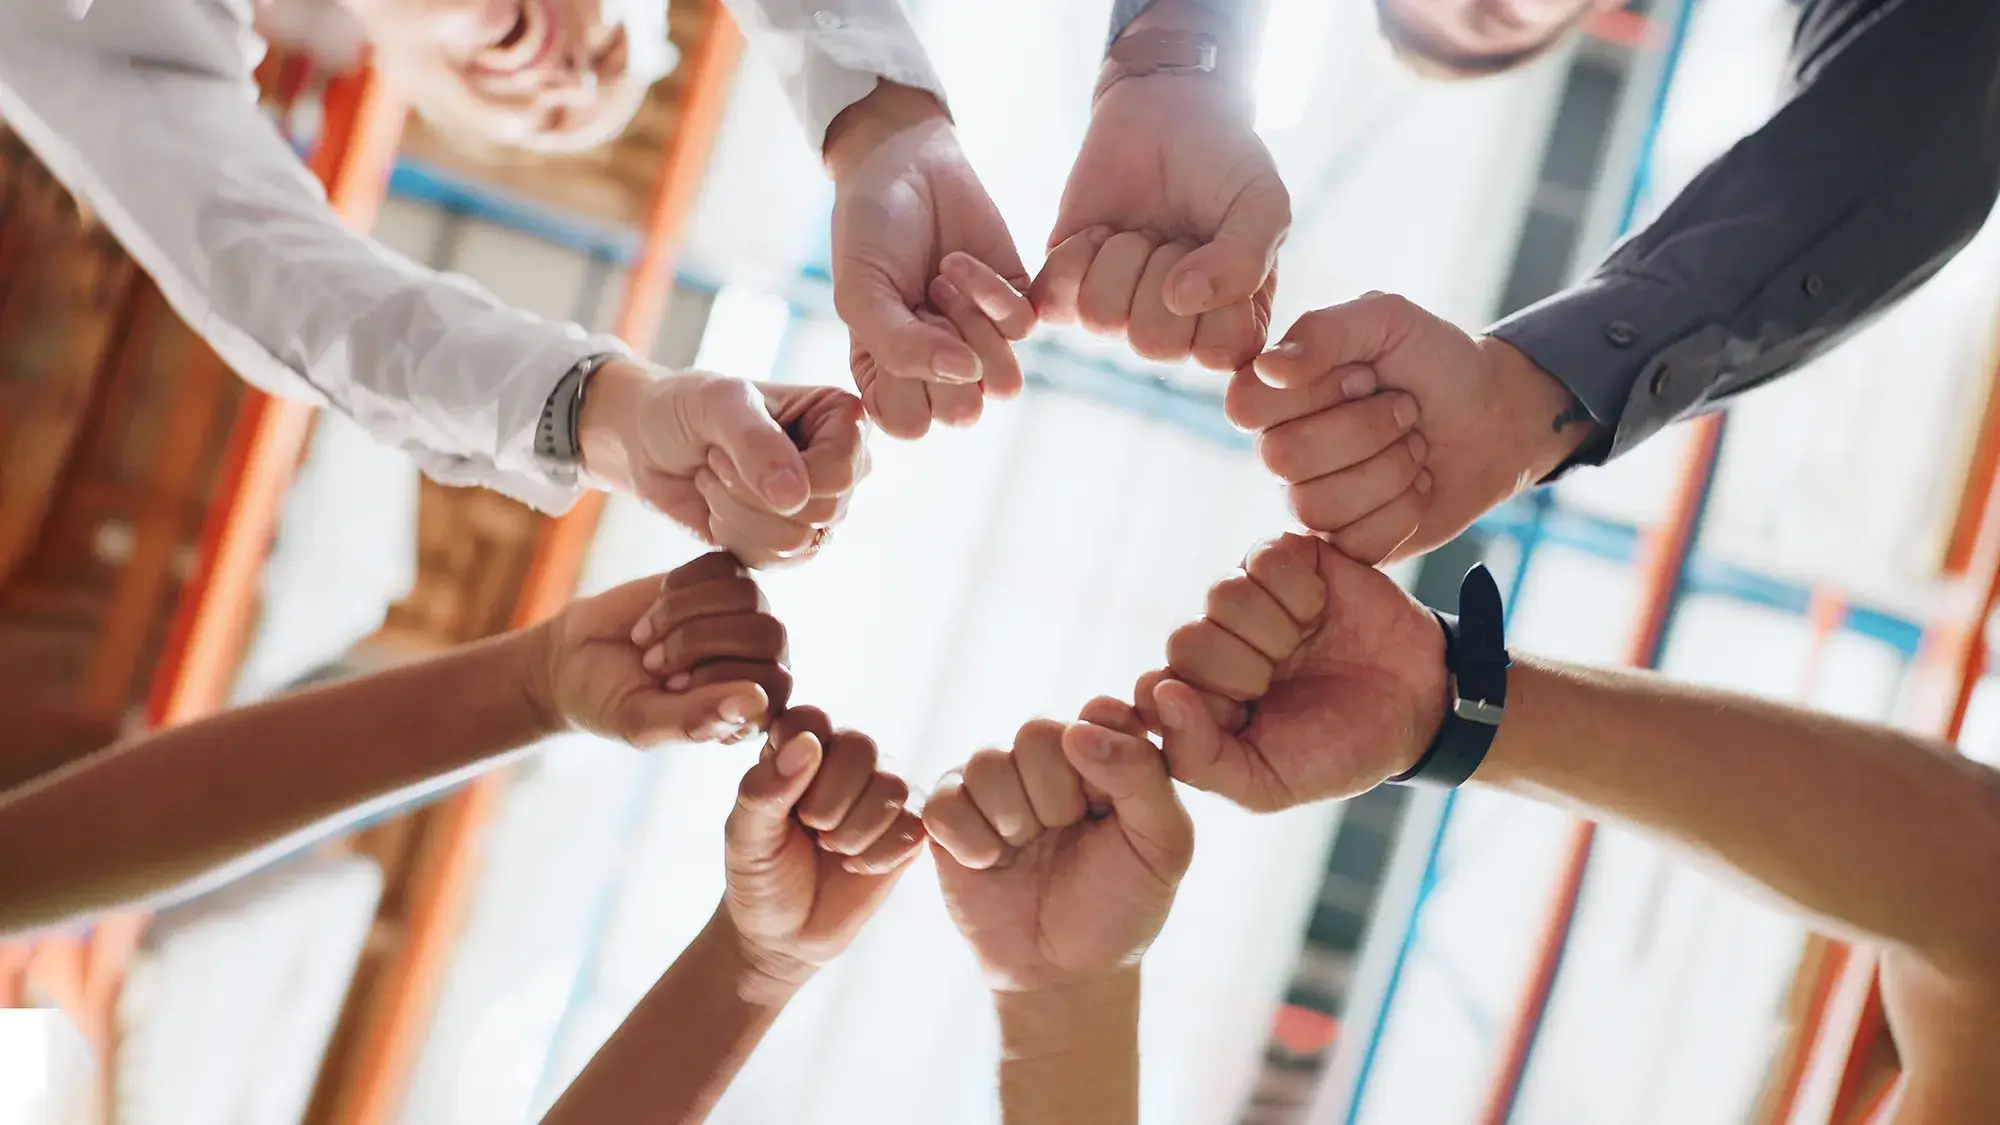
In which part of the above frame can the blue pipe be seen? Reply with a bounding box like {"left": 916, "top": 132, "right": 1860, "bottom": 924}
{"left": 1339, "top": 3, "right": 1705, "bottom": 1120}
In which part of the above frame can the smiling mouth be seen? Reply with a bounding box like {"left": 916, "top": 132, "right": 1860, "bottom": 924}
{"left": 477, "top": 0, "right": 557, "bottom": 77}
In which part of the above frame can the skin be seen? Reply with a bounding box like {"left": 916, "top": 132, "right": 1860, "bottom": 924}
{"left": 539, "top": 715, "right": 925, "bottom": 1125}
{"left": 1378, "top": 0, "right": 1619, "bottom": 69}
{"left": 1142, "top": 533, "right": 2000, "bottom": 1124}
{"left": 821, "top": 82, "right": 1038, "bottom": 440}
{"left": 0, "top": 551, "right": 791, "bottom": 935}
{"left": 1034, "top": 0, "right": 1288, "bottom": 373}
{"left": 928, "top": 703, "right": 1196, "bottom": 1125}
{"left": 338, "top": 0, "right": 661, "bottom": 152}
{"left": 1231, "top": 292, "right": 1590, "bottom": 564}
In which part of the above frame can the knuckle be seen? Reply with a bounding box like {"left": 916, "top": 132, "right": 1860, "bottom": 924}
{"left": 1204, "top": 575, "right": 1261, "bottom": 623}
{"left": 1017, "top": 717, "right": 1066, "bottom": 747}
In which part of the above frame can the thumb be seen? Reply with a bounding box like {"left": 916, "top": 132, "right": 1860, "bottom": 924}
{"left": 1164, "top": 178, "right": 1289, "bottom": 317}
{"left": 726, "top": 731, "right": 824, "bottom": 868}
{"left": 835, "top": 267, "right": 981, "bottom": 385}
{"left": 1060, "top": 722, "right": 1194, "bottom": 880}
{"left": 619, "top": 681, "right": 769, "bottom": 748}
{"left": 682, "top": 378, "right": 812, "bottom": 515}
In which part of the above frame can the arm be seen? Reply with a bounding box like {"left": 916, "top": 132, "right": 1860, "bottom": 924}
{"left": 995, "top": 972, "right": 1142, "bottom": 1125}
{"left": 0, "top": 30, "right": 624, "bottom": 513}
{"left": 1490, "top": 0, "right": 2000, "bottom": 467}
{"left": 1481, "top": 659, "right": 2000, "bottom": 1123}
{"left": 536, "top": 908, "right": 790, "bottom": 1125}
{"left": 0, "top": 557, "right": 786, "bottom": 935}
{"left": 1150, "top": 538, "right": 2000, "bottom": 1121}
{"left": 540, "top": 708, "right": 925, "bottom": 1125}
{"left": 0, "top": 628, "right": 558, "bottom": 933}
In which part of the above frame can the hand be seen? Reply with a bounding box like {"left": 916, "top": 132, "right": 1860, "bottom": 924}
{"left": 926, "top": 702, "right": 1195, "bottom": 993}
{"left": 1231, "top": 292, "right": 1594, "bottom": 563}
{"left": 1033, "top": 2, "right": 1287, "bottom": 371}
{"left": 579, "top": 362, "right": 868, "bottom": 568}
{"left": 824, "top": 81, "right": 1037, "bottom": 440}
{"left": 537, "top": 553, "right": 791, "bottom": 747}
{"left": 1135, "top": 533, "right": 1447, "bottom": 811}
{"left": 722, "top": 706, "right": 928, "bottom": 998}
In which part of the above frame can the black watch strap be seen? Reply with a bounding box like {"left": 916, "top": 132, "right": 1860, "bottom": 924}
{"left": 535, "top": 352, "right": 621, "bottom": 465}
{"left": 1388, "top": 563, "right": 1510, "bottom": 788}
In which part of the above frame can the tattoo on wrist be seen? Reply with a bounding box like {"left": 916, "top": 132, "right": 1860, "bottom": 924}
{"left": 1551, "top": 393, "right": 1592, "bottom": 433}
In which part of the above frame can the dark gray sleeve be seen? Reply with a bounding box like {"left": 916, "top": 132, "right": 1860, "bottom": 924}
{"left": 1489, "top": 0, "right": 2000, "bottom": 468}
{"left": 1105, "top": 0, "right": 1256, "bottom": 48}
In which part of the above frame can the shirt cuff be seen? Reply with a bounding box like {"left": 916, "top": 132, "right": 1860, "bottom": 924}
{"left": 1105, "top": 0, "right": 1255, "bottom": 47}
{"left": 767, "top": 3, "right": 950, "bottom": 148}
{"left": 406, "top": 324, "right": 631, "bottom": 516}
{"left": 1486, "top": 270, "right": 1719, "bottom": 468}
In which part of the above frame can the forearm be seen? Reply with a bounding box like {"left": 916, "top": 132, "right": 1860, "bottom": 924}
{"left": 539, "top": 907, "right": 792, "bottom": 1125}
{"left": 995, "top": 970, "right": 1141, "bottom": 1125}
{"left": 0, "top": 627, "right": 559, "bottom": 932}
{"left": 1478, "top": 658, "right": 2000, "bottom": 978}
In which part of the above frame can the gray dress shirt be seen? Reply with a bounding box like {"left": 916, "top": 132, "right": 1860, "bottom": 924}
{"left": 1491, "top": 0, "right": 2000, "bottom": 468}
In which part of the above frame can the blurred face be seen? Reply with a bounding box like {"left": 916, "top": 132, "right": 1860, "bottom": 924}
{"left": 1378, "top": 0, "right": 1605, "bottom": 68}
{"left": 339, "top": 0, "right": 668, "bottom": 152}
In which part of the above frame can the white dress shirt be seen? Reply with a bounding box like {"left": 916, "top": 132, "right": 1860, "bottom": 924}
{"left": 0, "top": 0, "right": 644, "bottom": 513}
{"left": 0, "top": 0, "right": 955, "bottom": 511}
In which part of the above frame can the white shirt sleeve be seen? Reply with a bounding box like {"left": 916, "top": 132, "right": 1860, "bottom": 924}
{"left": 0, "top": 28, "right": 628, "bottom": 514}
{"left": 719, "top": 0, "right": 948, "bottom": 148}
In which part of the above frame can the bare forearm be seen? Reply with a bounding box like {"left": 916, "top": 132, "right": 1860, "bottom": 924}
{"left": 995, "top": 970, "right": 1141, "bottom": 1125}
{"left": 539, "top": 907, "right": 790, "bottom": 1125}
{"left": 1479, "top": 658, "right": 2000, "bottom": 978}
{"left": 0, "top": 626, "right": 558, "bottom": 931}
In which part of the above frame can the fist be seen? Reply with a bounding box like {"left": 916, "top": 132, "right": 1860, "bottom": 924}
{"left": 544, "top": 553, "right": 789, "bottom": 747}
{"left": 926, "top": 701, "right": 1194, "bottom": 993}
{"left": 724, "top": 706, "right": 927, "bottom": 994}
{"left": 1136, "top": 533, "right": 1447, "bottom": 810}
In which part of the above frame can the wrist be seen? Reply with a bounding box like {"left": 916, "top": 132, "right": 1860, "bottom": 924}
{"left": 994, "top": 968, "right": 1141, "bottom": 1059}
{"left": 705, "top": 907, "right": 814, "bottom": 1008}
{"left": 823, "top": 80, "right": 951, "bottom": 179}
{"left": 1477, "top": 335, "right": 1598, "bottom": 483}
{"left": 511, "top": 619, "right": 567, "bottom": 739}
{"left": 577, "top": 359, "right": 654, "bottom": 493}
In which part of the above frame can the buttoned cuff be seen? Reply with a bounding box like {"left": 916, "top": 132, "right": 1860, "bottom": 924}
{"left": 770, "top": 4, "right": 950, "bottom": 147}
{"left": 1487, "top": 270, "right": 1718, "bottom": 470}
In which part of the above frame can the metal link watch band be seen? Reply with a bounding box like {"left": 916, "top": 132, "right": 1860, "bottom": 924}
{"left": 1388, "top": 564, "right": 1511, "bottom": 789}
{"left": 534, "top": 352, "right": 621, "bottom": 465}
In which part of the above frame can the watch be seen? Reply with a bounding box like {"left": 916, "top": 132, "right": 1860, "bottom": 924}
{"left": 534, "top": 352, "right": 622, "bottom": 465}
{"left": 1388, "top": 563, "right": 1510, "bottom": 788}
{"left": 1095, "top": 30, "right": 1220, "bottom": 101}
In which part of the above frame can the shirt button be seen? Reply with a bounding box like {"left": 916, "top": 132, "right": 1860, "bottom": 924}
{"left": 813, "top": 9, "right": 843, "bottom": 29}
{"left": 1802, "top": 273, "right": 1825, "bottom": 298}
{"left": 1604, "top": 320, "right": 1638, "bottom": 348}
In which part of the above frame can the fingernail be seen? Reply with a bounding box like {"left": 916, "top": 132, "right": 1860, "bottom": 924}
{"left": 718, "top": 694, "right": 752, "bottom": 725}
{"left": 1271, "top": 339, "right": 1304, "bottom": 359}
{"left": 1415, "top": 470, "right": 1434, "bottom": 495}
{"left": 630, "top": 617, "right": 655, "bottom": 646}
{"left": 760, "top": 467, "right": 808, "bottom": 511}
{"left": 1393, "top": 395, "right": 1420, "bottom": 429}
{"left": 1408, "top": 431, "right": 1428, "bottom": 461}
{"left": 1174, "top": 271, "right": 1213, "bottom": 311}
{"left": 642, "top": 646, "right": 666, "bottom": 673}
{"left": 1341, "top": 369, "right": 1376, "bottom": 399}
{"left": 932, "top": 275, "right": 965, "bottom": 307}
{"left": 932, "top": 349, "right": 979, "bottom": 383}
{"left": 1158, "top": 691, "right": 1193, "bottom": 728}
{"left": 666, "top": 671, "right": 692, "bottom": 690}
{"left": 775, "top": 732, "right": 816, "bottom": 777}
{"left": 1075, "top": 725, "right": 1115, "bottom": 761}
